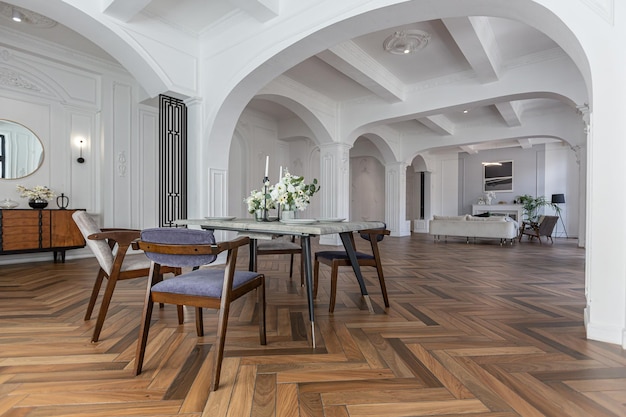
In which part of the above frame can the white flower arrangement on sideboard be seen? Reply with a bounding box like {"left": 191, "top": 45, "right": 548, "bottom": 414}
{"left": 16, "top": 185, "right": 55, "bottom": 201}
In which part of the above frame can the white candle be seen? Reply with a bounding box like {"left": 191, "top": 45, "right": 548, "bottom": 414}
{"left": 279, "top": 166, "right": 283, "bottom": 179}
{"left": 264, "top": 156, "right": 269, "bottom": 177}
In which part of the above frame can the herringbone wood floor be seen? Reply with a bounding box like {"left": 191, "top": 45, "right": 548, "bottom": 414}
{"left": 1, "top": 233, "right": 624, "bottom": 417}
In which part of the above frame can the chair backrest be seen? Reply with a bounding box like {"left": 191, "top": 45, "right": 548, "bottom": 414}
{"left": 359, "top": 227, "right": 389, "bottom": 243}
{"left": 140, "top": 228, "right": 217, "bottom": 267}
{"left": 537, "top": 215, "right": 558, "bottom": 235}
{"left": 72, "top": 211, "right": 114, "bottom": 275}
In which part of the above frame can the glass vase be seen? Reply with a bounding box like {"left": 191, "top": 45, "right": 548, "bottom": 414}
{"left": 281, "top": 204, "right": 296, "bottom": 220}
{"left": 254, "top": 209, "right": 267, "bottom": 222}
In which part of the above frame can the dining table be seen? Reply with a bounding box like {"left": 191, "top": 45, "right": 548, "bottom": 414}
{"left": 175, "top": 217, "right": 386, "bottom": 348}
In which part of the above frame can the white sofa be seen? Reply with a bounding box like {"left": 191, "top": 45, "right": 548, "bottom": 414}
{"left": 429, "top": 215, "right": 518, "bottom": 245}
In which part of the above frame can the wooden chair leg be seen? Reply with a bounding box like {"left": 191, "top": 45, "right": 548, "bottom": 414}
{"left": 329, "top": 262, "right": 339, "bottom": 313}
{"left": 300, "top": 252, "right": 305, "bottom": 287}
{"left": 258, "top": 280, "right": 267, "bottom": 345}
{"left": 289, "top": 254, "right": 294, "bottom": 278}
{"left": 91, "top": 275, "right": 119, "bottom": 343}
{"left": 195, "top": 307, "right": 204, "bottom": 337}
{"left": 211, "top": 300, "right": 231, "bottom": 391}
{"left": 313, "top": 257, "right": 320, "bottom": 298}
{"left": 375, "top": 263, "right": 390, "bottom": 308}
{"left": 85, "top": 269, "right": 106, "bottom": 321}
{"left": 177, "top": 305, "right": 184, "bottom": 324}
{"left": 134, "top": 295, "right": 154, "bottom": 375}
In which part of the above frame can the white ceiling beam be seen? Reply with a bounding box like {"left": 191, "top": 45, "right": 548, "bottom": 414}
{"left": 495, "top": 101, "right": 522, "bottom": 127}
{"left": 228, "top": 0, "right": 279, "bottom": 22}
{"left": 101, "top": 0, "right": 152, "bottom": 22}
{"left": 443, "top": 16, "right": 501, "bottom": 83}
{"left": 418, "top": 114, "right": 455, "bottom": 135}
{"left": 317, "top": 41, "right": 405, "bottom": 103}
{"left": 460, "top": 145, "right": 478, "bottom": 154}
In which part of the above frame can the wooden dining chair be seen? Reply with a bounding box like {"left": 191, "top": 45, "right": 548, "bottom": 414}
{"left": 313, "top": 228, "right": 390, "bottom": 312}
{"left": 133, "top": 228, "right": 266, "bottom": 391}
{"left": 72, "top": 211, "right": 179, "bottom": 343}
{"left": 256, "top": 236, "right": 304, "bottom": 285}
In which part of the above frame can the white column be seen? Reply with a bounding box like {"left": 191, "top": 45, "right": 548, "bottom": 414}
{"left": 319, "top": 142, "right": 351, "bottom": 245}
{"left": 576, "top": 104, "right": 589, "bottom": 249}
{"left": 385, "top": 162, "right": 411, "bottom": 237}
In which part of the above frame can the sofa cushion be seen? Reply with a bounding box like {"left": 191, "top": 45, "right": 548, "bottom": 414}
{"left": 433, "top": 215, "right": 468, "bottom": 221}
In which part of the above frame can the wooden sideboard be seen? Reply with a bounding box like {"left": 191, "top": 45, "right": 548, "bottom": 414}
{"left": 0, "top": 209, "right": 86, "bottom": 262}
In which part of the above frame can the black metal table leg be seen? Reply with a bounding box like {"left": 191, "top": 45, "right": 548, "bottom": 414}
{"left": 300, "top": 235, "right": 316, "bottom": 348}
{"left": 339, "top": 231, "right": 374, "bottom": 312}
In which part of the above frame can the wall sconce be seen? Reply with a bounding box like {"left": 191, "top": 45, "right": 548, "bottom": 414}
{"left": 77, "top": 139, "right": 85, "bottom": 163}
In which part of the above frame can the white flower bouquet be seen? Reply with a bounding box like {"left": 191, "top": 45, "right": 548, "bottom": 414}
{"left": 16, "top": 185, "right": 55, "bottom": 201}
{"left": 244, "top": 187, "right": 275, "bottom": 214}
{"left": 270, "top": 168, "right": 320, "bottom": 211}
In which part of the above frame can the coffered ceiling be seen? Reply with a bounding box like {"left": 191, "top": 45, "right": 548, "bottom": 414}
{"left": 0, "top": 0, "right": 582, "bottom": 155}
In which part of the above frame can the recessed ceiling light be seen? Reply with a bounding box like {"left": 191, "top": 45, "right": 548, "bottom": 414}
{"left": 0, "top": 4, "right": 57, "bottom": 27}
{"left": 383, "top": 30, "right": 431, "bottom": 55}
{"left": 12, "top": 8, "right": 22, "bottom": 22}
{"left": 463, "top": 109, "right": 470, "bottom": 114}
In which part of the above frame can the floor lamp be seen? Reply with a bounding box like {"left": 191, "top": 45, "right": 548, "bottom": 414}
{"left": 551, "top": 193, "right": 568, "bottom": 238}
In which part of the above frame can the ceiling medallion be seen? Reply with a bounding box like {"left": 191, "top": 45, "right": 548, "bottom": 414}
{"left": 0, "top": 2, "right": 57, "bottom": 27}
{"left": 383, "top": 30, "right": 430, "bottom": 55}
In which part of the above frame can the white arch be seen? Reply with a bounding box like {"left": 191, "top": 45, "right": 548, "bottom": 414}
{"left": 204, "top": 0, "right": 589, "bottom": 163}
{"left": 253, "top": 94, "right": 333, "bottom": 146}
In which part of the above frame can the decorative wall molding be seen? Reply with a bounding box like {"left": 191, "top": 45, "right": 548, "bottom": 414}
{"left": 209, "top": 168, "right": 228, "bottom": 216}
{"left": 0, "top": 66, "right": 41, "bottom": 92}
{"left": 117, "top": 151, "right": 127, "bottom": 177}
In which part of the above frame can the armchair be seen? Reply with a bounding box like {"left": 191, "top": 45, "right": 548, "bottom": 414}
{"left": 519, "top": 215, "right": 558, "bottom": 244}
{"left": 72, "top": 211, "right": 178, "bottom": 342}
{"left": 133, "top": 228, "right": 266, "bottom": 391}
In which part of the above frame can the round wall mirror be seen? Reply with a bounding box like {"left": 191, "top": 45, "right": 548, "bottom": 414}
{"left": 0, "top": 120, "right": 44, "bottom": 179}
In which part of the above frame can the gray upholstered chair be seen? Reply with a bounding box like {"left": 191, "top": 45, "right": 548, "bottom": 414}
{"left": 313, "top": 228, "right": 390, "bottom": 312}
{"left": 256, "top": 236, "right": 304, "bottom": 285}
{"left": 72, "top": 211, "right": 178, "bottom": 343}
{"left": 133, "top": 228, "right": 266, "bottom": 391}
{"left": 519, "top": 215, "right": 558, "bottom": 244}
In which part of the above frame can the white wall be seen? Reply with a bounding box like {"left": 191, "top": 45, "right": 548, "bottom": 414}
{"left": 544, "top": 142, "right": 579, "bottom": 238}
{"left": 0, "top": 39, "right": 156, "bottom": 264}
{"left": 350, "top": 156, "right": 385, "bottom": 222}
{"left": 231, "top": 109, "right": 322, "bottom": 220}
{"left": 456, "top": 144, "right": 579, "bottom": 238}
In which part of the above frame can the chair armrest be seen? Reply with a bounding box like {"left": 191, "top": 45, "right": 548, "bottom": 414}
{"left": 88, "top": 229, "right": 141, "bottom": 246}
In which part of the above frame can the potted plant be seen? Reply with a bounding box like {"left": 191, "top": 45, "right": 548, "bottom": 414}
{"left": 517, "top": 194, "right": 559, "bottom": 224}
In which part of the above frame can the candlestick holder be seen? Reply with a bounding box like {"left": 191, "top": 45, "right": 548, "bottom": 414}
{"left": 260, "top": 176, "right": 270, "bottom": 222}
